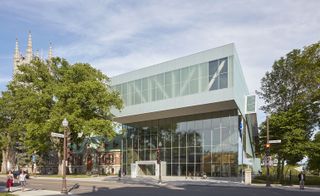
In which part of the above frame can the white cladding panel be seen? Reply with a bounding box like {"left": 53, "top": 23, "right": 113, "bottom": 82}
{"left": 111, "top": 43, "right": 249, "bottom": 121}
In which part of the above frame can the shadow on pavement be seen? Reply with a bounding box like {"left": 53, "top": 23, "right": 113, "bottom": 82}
{"left": 71, "top": 181, "right": 320, "bottom": 196}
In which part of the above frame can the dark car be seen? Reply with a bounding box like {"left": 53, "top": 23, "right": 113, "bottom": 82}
{"left": 12, "top": 170, "right": 30, "bottom": 179}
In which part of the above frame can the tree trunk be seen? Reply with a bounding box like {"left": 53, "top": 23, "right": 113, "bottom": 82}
{"left": 58, "top": 151, "right": 63, "bottom": 176}
{"left": 1, "top": 146, "right": 15, "bottom": 174}
{"left": 1, "top": 150, "right": 8, "bottom": 173}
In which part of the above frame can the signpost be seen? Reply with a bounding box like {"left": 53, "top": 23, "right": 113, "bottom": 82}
{"left": 269, "top": 140, "right": 281, "bottom": 144}
{"left": 51, "top": 132, "right": 64, "bottom": 138}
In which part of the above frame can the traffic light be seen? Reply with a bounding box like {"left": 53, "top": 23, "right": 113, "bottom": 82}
{"left": 265, "top": 143, "right": 271, "bottom": 156}
{"left": 156, "top": 148, "right": 160, "bottom": 164}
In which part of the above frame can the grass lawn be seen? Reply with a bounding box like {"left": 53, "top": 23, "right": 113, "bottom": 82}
{"left": 254, "top": 164, "right": 320, "bottom": 185}
{"left": 253, "top": 175, "right": 320, "bottom": 185}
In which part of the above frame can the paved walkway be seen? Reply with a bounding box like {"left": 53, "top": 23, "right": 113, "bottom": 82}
{"left": 0, "top": 186, "right": 61, "bottom": 195}
{"left": 1, "top": 175, "right": 319, "bottom": 195}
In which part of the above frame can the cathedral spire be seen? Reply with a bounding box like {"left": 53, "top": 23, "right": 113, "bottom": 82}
{"left": 13, "top": 38, "right": 20, "bottom": 75}
{"left": 26, "top": 30, "right": 33, "bottom": 62}
{"left": 48, "top": 42, "right": 53, "bottom": 60}
{"left": 14, "top": 38, "right": 20, "bottom": 59}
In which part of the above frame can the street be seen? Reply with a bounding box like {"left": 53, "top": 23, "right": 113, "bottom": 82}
{"left": 0, "top": 176, "right": 319, "bottom": 196}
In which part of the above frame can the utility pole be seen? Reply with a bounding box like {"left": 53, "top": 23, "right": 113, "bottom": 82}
{"left": 61, "top": 118, "right": 69, "bottom": 195}
{"left": 266, "top": 116, "right": 271, "bottom": 187}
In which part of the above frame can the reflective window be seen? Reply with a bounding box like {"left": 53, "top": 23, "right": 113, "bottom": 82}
{"left": 121, "top": 110, "right": 239, "bottom": 177}
{"left": 112, "top": 57, "right": 229, "bottom": 106}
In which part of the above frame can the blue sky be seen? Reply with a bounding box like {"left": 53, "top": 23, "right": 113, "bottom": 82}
{"left": 0, "top": 0, "right": 319, "bottom": 124}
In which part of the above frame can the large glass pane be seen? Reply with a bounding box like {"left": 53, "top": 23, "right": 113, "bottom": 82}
{"left": 180, "top": 67, "right": 189, "bottom": 96}
{"left": 220, "top": 72, "right": 228, "bottom": 89}
{"left": 209, "top": 60, "right": 218, "bottom": 80}
{"left": 190, "top": 79, "right": 199, "bottom": 94}
{"left": 199, "top": 63, "right": 209, "bottom": 92}
{"left": 203, "top": 129, "right": 211, "bottom": 146}
{"left": 187, "top": 131, "right": 195, "bottom": 147}
{"left": 122, "top": 111, "right": 239, "bottom": 177}
{"left": 167, "top": 164, "right": 172, "bottom": 176}
{"left": 121, "top": 83, "right": 127, "bottom": 96}
{"left": 194, "top": 130, "right": 202, "bottom": 147}
{"left": 172, "top": 148, "right": 179, "bottom": 163}
{"left": 213, "top": 128, "right": 220, "bottom": 146}
{"left": 173, "top": 70, "right": 180, "bottom": 97}
{"left": 127, "top": 81, "right": 134, "bottom": 106}
{"left": 210, "top": 77, "right": 219, "bottom": 90}
{"left": 187, "top": 147, "right": 194, "bottom": 162}
{"left": 164, "top": 148, "right": 171, "bottom": 163}
{"left": 199, "top": 62, "right": 208, "bottom": 77}
{"left": 189, "top": 65, "right": 198, "bottom": 80}
{"left": 165, "top": 84, "right": 172, "bottom": 98}
{"left": 150, "top": 76, "right": 156, "bottom": 102}
{"left": 156, "top": 87, "right": 163, "bottom": 101}
{"left": 219, "top": 58, "right": 228, "bottom": 73}
{"left": 172, "top": 164, "right": 179, "bottom": 176}
{"left": 180, "top": 147, "right": 187, "bottom": 162}
{"left": 204, "top": 163, "right": 211, "bottom": 176}
{"left": 172, "top": 132, "right": 180, "bottom": 148}
{"left": 156, "top": 74, "right": 164, "bottom": 100}
{"left": 141, "top": 78, "right": 149, "bottom": 103}
{"left": 165, "top": 72, "right": 172, "bottom": 85}
{"left": 134, "top": 79, "right": 141, "bottom": 104}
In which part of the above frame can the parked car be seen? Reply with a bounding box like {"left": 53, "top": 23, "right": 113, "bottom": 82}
{"left": 12, "top": 170, "right": 30, "bottom": 179}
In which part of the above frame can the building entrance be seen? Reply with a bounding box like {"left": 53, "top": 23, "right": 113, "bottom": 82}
{"left": 135, "top": 161, "right": 157, "bottom": 176}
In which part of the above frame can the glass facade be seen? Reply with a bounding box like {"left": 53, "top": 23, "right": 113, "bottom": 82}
{"left": 122, "top": 110, "right": 240, "bottom": 177}
{"left": 113, "top": 57, "right": 229, "bottom": 106}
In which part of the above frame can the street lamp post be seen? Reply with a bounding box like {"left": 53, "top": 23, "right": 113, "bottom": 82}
{"left": 61, "top": 118, "right": 68, "bottom": 195}
{"left": 266, "top": 116, "right": 271, "bottom": 187}
{"left": 158, "top": 141, "right": 162, "bottom": 184}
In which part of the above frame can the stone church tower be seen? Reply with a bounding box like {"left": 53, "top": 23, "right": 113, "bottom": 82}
{"left": 13, "top": 31, "right": 53, "bottom": 75}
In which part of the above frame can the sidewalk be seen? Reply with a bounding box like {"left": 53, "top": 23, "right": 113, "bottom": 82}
{"left": 0, "top": 186, "right": 61, "bottom": 196}
{"left": 1, "top": 175, "right": 319, "bottom": 194}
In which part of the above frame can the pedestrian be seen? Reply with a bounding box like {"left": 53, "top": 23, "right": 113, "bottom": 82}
{"left": 118, "top": 169, "right": 122, "bottom": 180}
{"left": 6, "top": 170, "right": 14, "bottom": 192}
{"left": 19, "top": 170, "right": 27, "bottom": 192}
{"left": 298, "top": 171, "right": 306, "bottom": 190}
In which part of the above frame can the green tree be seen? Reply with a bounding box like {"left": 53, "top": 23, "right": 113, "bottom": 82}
{"left": 257, "top": 42, "right": 320, "bottom": 180}
{"left": 308, "top": 132, "right": 320, "bottom": 175}
{"left": 0, "top": 91, "right": 21, "bottom": 173}
{"left": 1, "top": 57, "right": 123, "bottom": 174}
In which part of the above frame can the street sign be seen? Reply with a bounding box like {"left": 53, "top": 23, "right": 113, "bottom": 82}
{"left": 51, "top": 132, "right": 64, "bottom": 138}
{"left": 263, "top": 156, "right": 273, "bottom": 166}
{"left": 269, "top": 140, "right": 281, "bottom": 144}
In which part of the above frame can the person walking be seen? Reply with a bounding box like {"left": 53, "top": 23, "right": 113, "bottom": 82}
{"left": 6, "top": 170, "right": 14, "bottom": 192}
{"left": 19, "top": 170, "right": 27, "bottom": 192}
{"left": 298, "top": 171, "right": 306, "bottom": 190}
{"left": 118, "top": 169, "right": 122, "bottom": 180}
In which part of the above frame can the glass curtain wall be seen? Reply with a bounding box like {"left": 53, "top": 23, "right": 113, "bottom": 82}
{"left": 113, "top": 57, "right": 229, "bottom": 106}
{"left": 122, "top": 110, "right": 239, "bottom": 177}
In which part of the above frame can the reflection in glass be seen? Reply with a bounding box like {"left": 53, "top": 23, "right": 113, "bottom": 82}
{"left": 122, "top": 110, "right": 239, "bottom": 177}
{"left": 113, "top": 57, "right": 229, "bottom": 106}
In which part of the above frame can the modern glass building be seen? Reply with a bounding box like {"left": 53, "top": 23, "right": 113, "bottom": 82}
{"left": 111, "top": 43, "right": 258, "bottom": 178}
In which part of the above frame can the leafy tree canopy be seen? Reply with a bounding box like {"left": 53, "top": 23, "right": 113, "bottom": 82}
{"left": 1, "top": 57, "right": 123, "bottom": 156}
{"left": 257, "top": 42, "right": 320, "bottom": 173}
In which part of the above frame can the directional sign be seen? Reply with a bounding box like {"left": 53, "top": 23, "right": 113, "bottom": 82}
{"left": 269, "top": 140, "right": 281, "bottom": 144}
{"left": 263, "top": 156, "right": 273, "bottom": 166}
{"left": 51, "top": 132, "right": 64, "bottom": 138}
